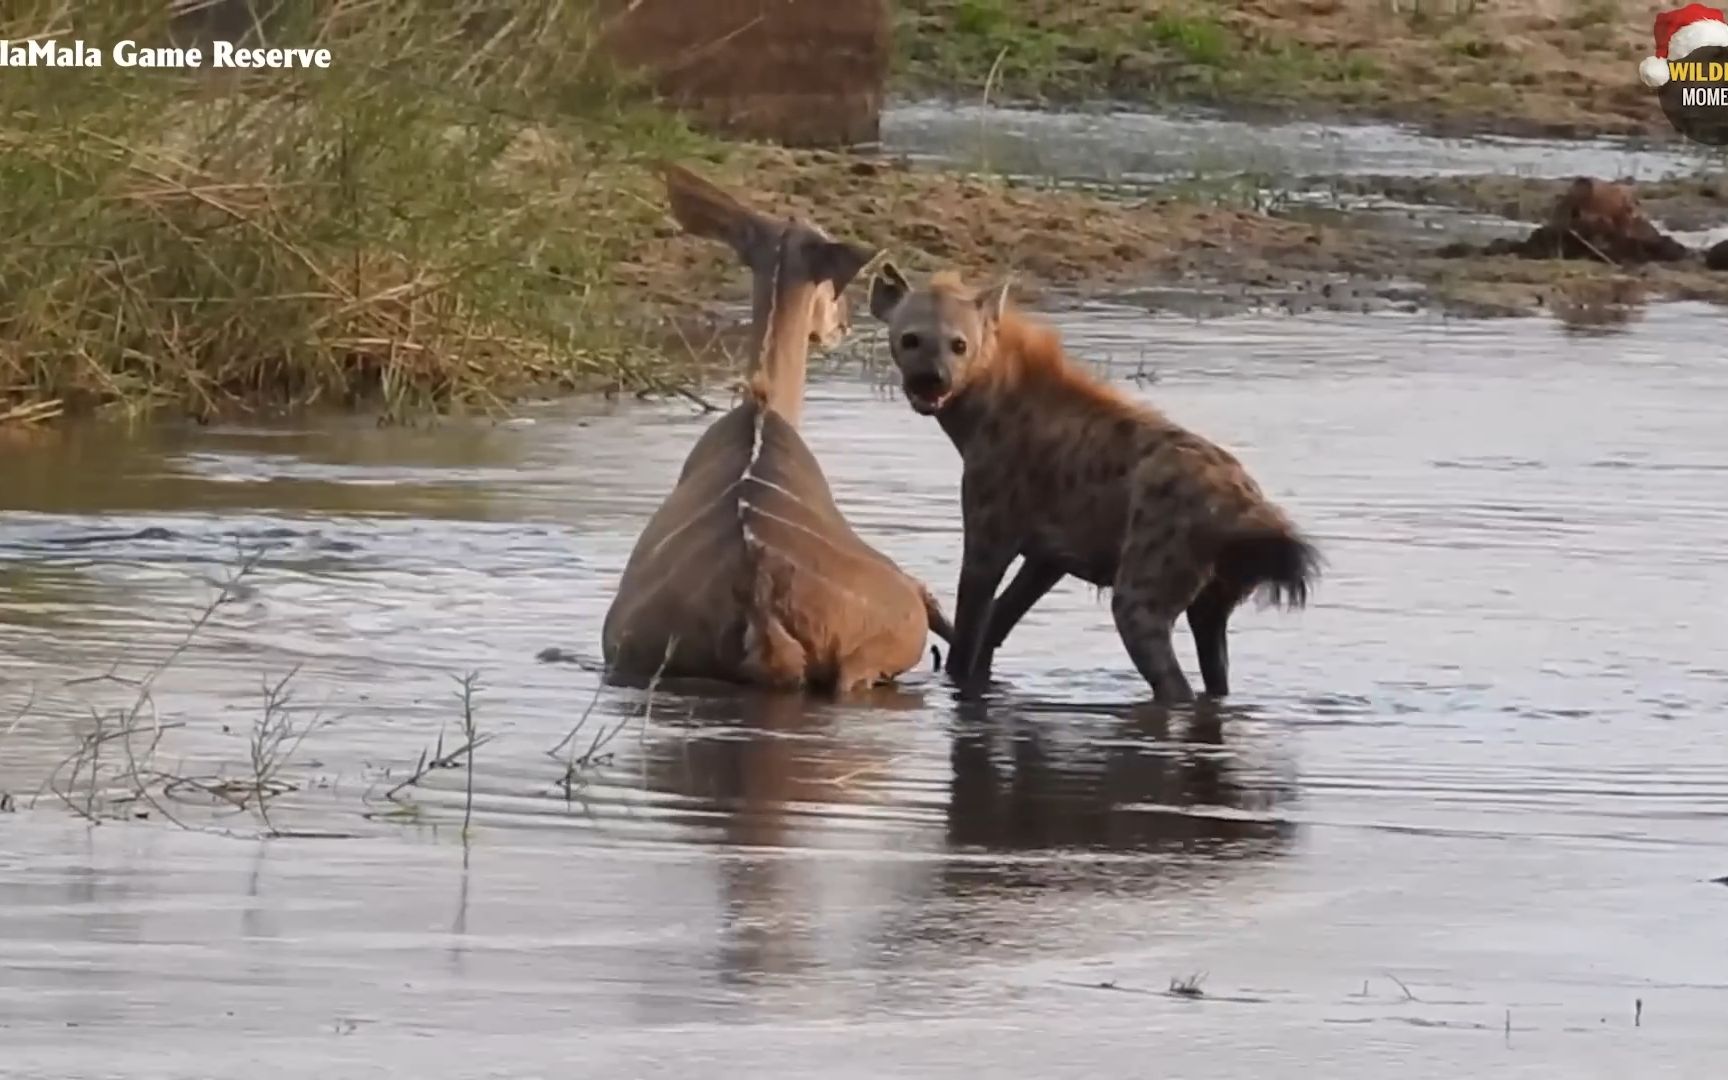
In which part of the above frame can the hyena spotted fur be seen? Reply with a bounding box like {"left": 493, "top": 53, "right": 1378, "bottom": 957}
{"left": 869, "top": 264, "right": 1321, "bottom": 704}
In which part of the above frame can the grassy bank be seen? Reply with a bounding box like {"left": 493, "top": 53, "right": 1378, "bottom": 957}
{"left": 0, "top": 0, "right": 717, "bottom": 424}
{"left": 4, "top": 2, "right": 1716, "bottom": 428}
{"left": 0, "top": 0, "right": 1341, "bottom": 427}
{"left": 893, "top": 0, "right": 1657, "bottom": 138}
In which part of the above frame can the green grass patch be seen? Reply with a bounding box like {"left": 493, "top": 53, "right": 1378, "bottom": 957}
{"left": 1140, "top": 12, "right": 1232, "bottom": 68}
{"left": 895, "top": 0, "right": 1080, "bottom": 101}
{"left": 894, "top": 1, "right": 1383, "bottom": 108}
{"left": 1, "top": 0, "right": 709, "bottom": 424}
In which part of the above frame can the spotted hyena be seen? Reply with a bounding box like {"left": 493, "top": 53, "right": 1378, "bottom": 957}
{"left": 868, "top": 264, "right": 1320, "bottom": 704}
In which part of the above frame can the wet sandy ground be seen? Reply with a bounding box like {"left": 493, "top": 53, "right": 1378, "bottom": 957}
{"left": 3, "top": 303, "right": 1727, "bottom": 1076}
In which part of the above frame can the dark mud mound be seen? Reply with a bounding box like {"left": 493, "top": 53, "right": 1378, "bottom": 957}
{"left": 1445, "top": 178, "right": 1692, "bottom": 265}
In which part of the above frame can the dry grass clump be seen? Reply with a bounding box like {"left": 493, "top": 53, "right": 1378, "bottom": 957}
{"left": 0, "top": 0, "right": 705, "bottom": 423}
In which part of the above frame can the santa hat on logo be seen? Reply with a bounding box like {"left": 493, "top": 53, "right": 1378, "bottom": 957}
{"left": 1641, "top": 3, "right": 1728, "bottom": 88}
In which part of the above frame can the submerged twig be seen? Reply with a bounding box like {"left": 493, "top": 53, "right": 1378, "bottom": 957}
{"left": 250, "top": 666, "right": 323, "bottom": 832}
{"left": 546, "top": 669, "right": 609, "bottom": 761}
{"left": 1384, "top": 972, "right": 1419, "bottom": 1003}
{"left": 30, "top": 551, "right": 265, "bottom": 827}
{"left": 378, "top": 671, "right": 491, "bottom": 834}
{"left": 554, "top": 639, "right": 674, "bottom": 799}
{"left": 158, "top": 665, "right": 332, "bottom": 834}
{"left": 383, "top": 724, "right": 497, "bottom": 803}
{"left": 455, "top": 671, "right": 482, "bottom": 836}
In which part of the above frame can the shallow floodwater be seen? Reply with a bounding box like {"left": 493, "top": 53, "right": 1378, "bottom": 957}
{"left": 883, "top": 103, "right": 1718, "bottom": 186}
{"left": 882, "top": 104, "right": 1728, "bottom": 247}
{"left": 3, "top": 304, "right": 1728, "bottom": 1077}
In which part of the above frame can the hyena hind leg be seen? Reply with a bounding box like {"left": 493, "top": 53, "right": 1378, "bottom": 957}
{"left": 1185, "top": 578, "right": 1245, "bottom": 699}
{"left": 1110, "top": 564, "right": 1207, "bottom": 705}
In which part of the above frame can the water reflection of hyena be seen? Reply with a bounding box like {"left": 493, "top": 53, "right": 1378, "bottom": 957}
{"left": 941, "top": 699, "right": 1298, "bottom": 864}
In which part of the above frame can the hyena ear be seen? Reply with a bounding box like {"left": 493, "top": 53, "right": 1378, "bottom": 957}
{"left": 975, "top": 278, "right": 1012, "bottom": 328}
{"left": 869, "top": 261, "right": 911, "bottom": 323}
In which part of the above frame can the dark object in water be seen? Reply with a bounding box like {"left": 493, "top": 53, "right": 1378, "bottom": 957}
{"left": 1705, "top": 240, "right": 1728, "bottom": 271}
{"left": 537, "top": 647, "right": 588, "bottom": 666}
{"left": 52, "top": 526, "right": 177, "bottom": 547}
{"left": 1458, "top": 178, "right": 1691, "bottom": 265}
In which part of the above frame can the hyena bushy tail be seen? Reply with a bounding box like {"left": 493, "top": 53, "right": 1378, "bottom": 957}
{"left": 1215, "top": 525, "right": 1322, "bottom": 610}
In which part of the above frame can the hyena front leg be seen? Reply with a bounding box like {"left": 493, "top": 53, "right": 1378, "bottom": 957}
{"left": 946, "top": 530, "right": 1019, "bottom": 690}
{"left": 976, "top": 556, "right": 1065, "bottom": 678}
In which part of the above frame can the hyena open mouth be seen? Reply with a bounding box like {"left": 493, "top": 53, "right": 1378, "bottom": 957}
{"left": 902, "top": 372, "right": 951, "bottom": 414}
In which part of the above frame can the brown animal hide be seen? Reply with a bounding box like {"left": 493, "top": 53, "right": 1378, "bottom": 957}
{"left": 600, "top": 165, "right": 950, "bottom": 694}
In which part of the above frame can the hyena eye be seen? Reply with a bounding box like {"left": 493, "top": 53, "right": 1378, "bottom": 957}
{"left": 949, "top": 337, "right": 968, "bottom": 356}
{"left": 898, "top": 332, "right": 921, "bottom": 351}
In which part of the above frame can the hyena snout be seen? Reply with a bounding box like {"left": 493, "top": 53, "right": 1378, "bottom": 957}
{"left": 889, "top": 329, "right": 959, "bottom": 414}
{"left": 901, "top": 369, "right": 952, "bottom": 414}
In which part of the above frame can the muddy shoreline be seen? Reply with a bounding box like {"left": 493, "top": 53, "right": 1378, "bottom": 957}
{"left": 623, "top": 137, "right": 1728, "bottom": 346}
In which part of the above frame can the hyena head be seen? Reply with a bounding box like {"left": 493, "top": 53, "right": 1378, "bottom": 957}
{"left": 868, "top": 262, "right": 1010, "bottom": 416}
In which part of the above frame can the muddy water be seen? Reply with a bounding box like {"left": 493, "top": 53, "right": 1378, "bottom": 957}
{"left": 4, "top": 304, "right": 1728, "bottom": 1077}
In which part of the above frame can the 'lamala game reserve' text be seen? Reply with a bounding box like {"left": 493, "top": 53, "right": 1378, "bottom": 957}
{"left": 0, "top": 39, "right": 332, "bottom": 68}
